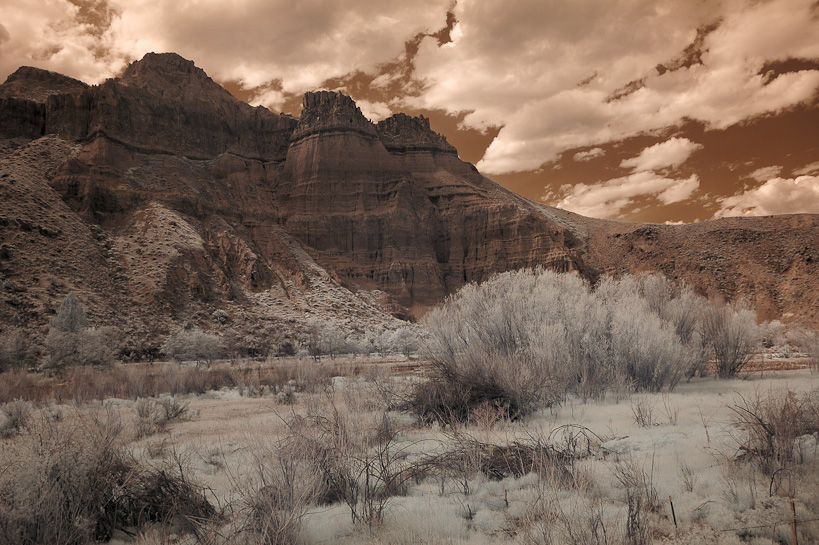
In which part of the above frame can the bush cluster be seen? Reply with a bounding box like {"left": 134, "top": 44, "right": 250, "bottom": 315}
{"left": 414, "top": 269, "right": 759, "bottom": 423}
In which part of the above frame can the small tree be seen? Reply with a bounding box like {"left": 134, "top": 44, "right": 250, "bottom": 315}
{"left": 700, "top": 301, "right": 761, "bottom": 378}
{"left": 51, "top": 292, "right": 88, "bottom": 333}
{"left": 387, "top": 326, "right": 421, "bottom": 358}
{"left": 162, "top": 328, "right": 221, "bottom": 366}
{"left": 46, "top": 293, "right": 115, "bottom": 369}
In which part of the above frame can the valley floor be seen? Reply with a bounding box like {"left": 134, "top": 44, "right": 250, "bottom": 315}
{"left": 2, "top": 363, "right": 818, "bottom": 545}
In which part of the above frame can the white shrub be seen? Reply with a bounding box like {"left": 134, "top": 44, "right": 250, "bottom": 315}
{"left": 417, "top": 269, "right": 731, "bottom": 421}
{"left": 162, "top": 328, "right": 221, "bottom": 365}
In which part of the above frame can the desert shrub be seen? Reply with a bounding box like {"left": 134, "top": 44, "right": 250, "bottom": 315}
{"left": 162, "top": 328, "right": 222, "bottom": 365}
{"left": 135, "top": 396, "right": 190, "bottom": 438}
{"left": 522, "top": 488, "right": 618, "bottom": 545}
{"left": 430, "top": 432, "right": 593, "bottom": 487}
{"left": 414, "top": 270, "right": 707, "bottom": 423}
{"left": 729, "top": 388, "right": 819, "bottom": 475}
{"left": 599, "top": 277, "right": 692, "bottom": 391}
{"left": 286, "top": 401, "right": 419, "bottom": 528}
{"left": 612, "top": 455, "right": 659, "bottom": 545}
{"left": 277, "top": 340, "right": 297, "bottom": 357}
{"left": 0, "top": 327, "right": 38, "bottom": 371}
{"left": 0, "top": 371, "right": 40, "bottom": 404}
{"left": 0, "top": 405, "right": 216, "bottom": 544}
{"left": 700, "top": 300, "right": 761, "bottom": 377}
{"left": 305, "top": 320, "right": 356, "bottom": 359}
{"left": 231, "top": 434, "right": 323, "bottom": 545}
{"left": 0, "top": 399, "right": 32, "bottom": 438}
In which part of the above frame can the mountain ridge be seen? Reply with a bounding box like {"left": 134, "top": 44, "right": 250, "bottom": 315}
{"left": 1, "top": 53, "right": 816, "bottom": 355}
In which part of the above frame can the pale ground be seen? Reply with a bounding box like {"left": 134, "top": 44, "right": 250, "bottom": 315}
{"left": 101, "top": 367, "right": 819, "bottom": 545}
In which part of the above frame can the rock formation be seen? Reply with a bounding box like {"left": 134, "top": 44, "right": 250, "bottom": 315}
{"left": 1, "top": 52, "right": 817, "bottom": 354}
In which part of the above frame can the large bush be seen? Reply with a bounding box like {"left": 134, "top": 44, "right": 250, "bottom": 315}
{"left": 700, "top": 301, "right": 761, "bottom": 378}
{"left": 414, "top": 270, "right": 712, "bottom": 423}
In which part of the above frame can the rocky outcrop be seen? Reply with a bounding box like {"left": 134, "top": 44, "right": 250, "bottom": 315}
{"left": 1, "top": 52, "right": 818, "bottom": 351}
{"left": 0, "top": 67, "right": 87, "bottom": 140}
{"left": 0, "top": 66, "right": 87, "bottom": 103}
{"left": 292, "top": 91, "right": 377, "bottom": 141}
{"left": 2, "top": 54, "right": 298, "bottom": 161}
{"left": 377, "top": 113, "right": 457, "bottom": 154}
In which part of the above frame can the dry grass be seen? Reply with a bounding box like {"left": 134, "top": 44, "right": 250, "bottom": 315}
{"left": 2, "top": 360, "right": 819, "bottom": 545}
{"left": 729, "top": 388, "right": 819, "bottom": 475}
{"left": 0, "top": 358, "right": 338, "bottom": 405}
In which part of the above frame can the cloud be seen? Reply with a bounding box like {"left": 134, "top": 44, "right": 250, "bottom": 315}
{"left": 746, "top": 165, "right": 783, "bottom": 182}
{"left": 407, "top": 0, "right": 819, "bottom": 174}
{"left": 0, "top": 0, "right": 126, "bottom": 84}
{"left": 0, "top": 0, "right": 451, "bottom": 92}
{"left": 544, "top": 171, "right": 700, "bottom": 218}
{"left": 355, "top": 99, "right": 392, "bottom": 122}
{"left": 249, "top": 86, "right": 287, "bottom": 112}
{"left": 2, "top": 0, "right": 818, "bottom": 217}
{"left": 573, "top": 148, "right": 605, "bottom": 162}
{"left": 715, "top": 175, "right": 819, "bottom": 217}
{"left": 794, "top": 161, "right": 819, "bottom": 176}
{"left": 620, "top": 138, "right": 703, "bottom": 172}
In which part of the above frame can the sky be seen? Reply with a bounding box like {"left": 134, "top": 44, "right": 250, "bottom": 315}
{"left": 1, "top": 0, "right": 819, "bottom": 223}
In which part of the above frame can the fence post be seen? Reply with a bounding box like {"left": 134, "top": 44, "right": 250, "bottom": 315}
{"left": 669, "top": 496, "right": 677, "bottom": 529}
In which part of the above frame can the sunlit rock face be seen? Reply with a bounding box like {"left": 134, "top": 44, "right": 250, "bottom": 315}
{"left": 1, "top": 51, "right": 818, "bottom": 349}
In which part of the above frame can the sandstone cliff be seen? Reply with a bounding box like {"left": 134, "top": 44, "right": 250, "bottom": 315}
{"left": 1, "top": 53, "right": 817, "bottom": 355}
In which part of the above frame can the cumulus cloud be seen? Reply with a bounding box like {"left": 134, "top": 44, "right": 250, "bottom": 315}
{"left": 0, "top": 0, "right": 126, "bottom": 84}
{"left": 544, "top": 172, "right": 700, "bottom": 219}
{"left": 620, "top": 138, "right": 703, "bottom": 172}
{"left": 715, "top": 175, "right": 819, "bottom": 217}
{"left": 407, "top": 0, "right": 819, "bottom": 174}
{"left": 573, "top": 148, "right": 605, "bottom": 162}
{"left": 355, "top": 99, "right": 393, "bottom": 122}
{"left": 746, "top": 165, "right": 783, "bottom": 182}
{"left": 0, "top": 0, "right": 451, "bottom": 92}
{"left": 249, "top": 86, "right": 287, "bottom": 112}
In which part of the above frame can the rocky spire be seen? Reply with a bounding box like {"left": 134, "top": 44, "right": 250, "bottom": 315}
{"left": 292, "top": 91, "right": 377, "bottom": 140}
{"left": 376, "top": 113, "right": 457, "bottom": 154}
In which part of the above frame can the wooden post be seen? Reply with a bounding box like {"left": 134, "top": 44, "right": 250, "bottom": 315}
{"left": 791, "top": 499, "right": 798, "bottom": 545}
{"left": 669, "top": 496, "right": 677, "bottom": 528}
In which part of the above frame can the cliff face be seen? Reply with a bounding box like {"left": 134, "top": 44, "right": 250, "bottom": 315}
{"left": 1, "top": 52, "right": 818, "bottom": 352}
{"left": 0, "top": 67, "right": 88, "bottom": 139}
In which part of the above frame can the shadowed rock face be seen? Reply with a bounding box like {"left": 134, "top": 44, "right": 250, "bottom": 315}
{"left": 0, "top": 67, "right": 88, "bottom": 139}
{"left": 1, "top": 52, "right": 818, "bottom": 348}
